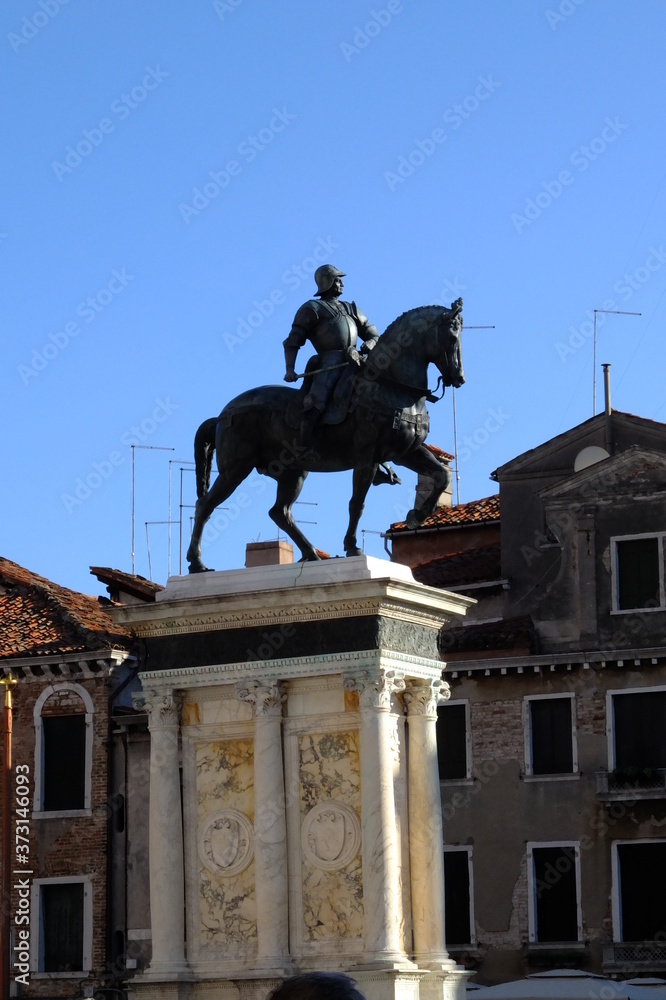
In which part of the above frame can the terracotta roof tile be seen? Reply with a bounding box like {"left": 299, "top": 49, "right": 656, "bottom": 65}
{"left": 0, "top": 557, "right": 134, "bottom": 660}
{"left": 412, "top": 544, "right": 502, "bottom": 588}
{"left": 389, "top": 494, "right": 500, "bottom": 533}
{"left": 90, "top": 566, "right": 164, "bottom": 602}
{"left": 425, "top": 443, "right": 454, "bottom": 462}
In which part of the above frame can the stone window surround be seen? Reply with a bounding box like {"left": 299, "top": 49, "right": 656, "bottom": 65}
{"left": 610, "top": 531, "right": 666, "bottom": 614}
{"left": 526, "top": 840, "right": 582, "bottom": 944}
{"left": 523, "top": 692, "right": 578, "bottom": 778}
{"left": 29, "top": 874, "right": 93, "bottom": 977}
{"left": 443, "top": 844, "right": 476, "bottom": 947}
{"left": 605, "top": 684, "right": 666, "bottom": 770}
{"left": 32, "top": 682, "right": 94, "bottom": 818}
{"left": 437, "top": 699, "right": 472, "bottom": 783}
{"left": 610, "top": 837, "right": 666, "bottom": 943}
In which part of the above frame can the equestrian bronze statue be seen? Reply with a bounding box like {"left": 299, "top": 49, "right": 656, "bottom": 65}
{"left": 186, "top": 297, "right": 464, "bottom": 572}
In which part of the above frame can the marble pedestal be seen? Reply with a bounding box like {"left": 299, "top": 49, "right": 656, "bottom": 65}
{"left": 117, "top": 557, "right": 472, "bottom": 1000}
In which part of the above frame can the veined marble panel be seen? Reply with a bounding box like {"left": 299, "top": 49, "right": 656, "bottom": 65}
{"left": 195, "top": 738, "right": 257, "bottom": 956}
{"left": 299, "top": 730, "right": 363, "bottom": 942}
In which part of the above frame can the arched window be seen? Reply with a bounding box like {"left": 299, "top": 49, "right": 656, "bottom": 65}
{"left": 33, "top": 683, "right": 93, "bottom": 816}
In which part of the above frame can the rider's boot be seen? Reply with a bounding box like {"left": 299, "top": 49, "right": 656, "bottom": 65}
{"left": 300, "top": 409, "right": 321, "bottom": 450}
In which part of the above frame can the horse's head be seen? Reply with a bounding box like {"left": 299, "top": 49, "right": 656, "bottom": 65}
{"left": 433, "top": 300, "right": 465, "bottom": 388}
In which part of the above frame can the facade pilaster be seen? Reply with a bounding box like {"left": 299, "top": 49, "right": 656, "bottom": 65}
{"left": 345, "top": 667, "right": 412, "bottom": 968}
{"left": 237, "top": 679, "right": 290, "bottom": 971}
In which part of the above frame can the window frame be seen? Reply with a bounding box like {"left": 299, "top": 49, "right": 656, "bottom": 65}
{"left": 443, "top": 845, "right": 476, "bottom": 947}
{"left": 606, "top": 686, "right": 666, "bottom": 770}
{"left": 527, "top": 841, "right": 582, "bottom": 944}
{"left": 436, "top": 699, "right": 472, "bottom": 783}
{"left": 611, "top": 838, "right": 666, "bottom": 943}
{"left": 611, "top": 532, "right": 666, "bottom": 614}
{"left": 33, "top": 683, "right": 94, "bottom": 818}
{"left": 523, "top": 693, "right": 578, "bottom": 779}
{"left": 29, "top": 876, "right": 93, "bottom": 977}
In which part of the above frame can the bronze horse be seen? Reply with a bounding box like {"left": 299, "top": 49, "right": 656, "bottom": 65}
{"left": 186, "top": 300, "right": 464, "bottom": 572}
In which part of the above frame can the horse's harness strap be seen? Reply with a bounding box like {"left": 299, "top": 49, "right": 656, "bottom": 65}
{"left": 364, "top": 368, "right": 445, "bottom": 404}
{"left": 392, "top": 410, "right": 428, "bottom": 430}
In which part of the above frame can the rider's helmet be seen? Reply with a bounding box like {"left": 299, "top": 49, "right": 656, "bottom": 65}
{"left": 314, "top": 264, "right": 345, "bottom": 296}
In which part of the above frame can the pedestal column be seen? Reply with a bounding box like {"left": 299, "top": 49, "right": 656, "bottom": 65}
{"left": 237, "top": 679, "right": 290, "bottom": 970}
{"left": 345, "top": 667, "right": 410, "bottom": 967}
{"left": 143, "top": 689, "right": 188, "bottom": 974}
{"left": 404, "top": 678, "right": 452, "bottom": 969}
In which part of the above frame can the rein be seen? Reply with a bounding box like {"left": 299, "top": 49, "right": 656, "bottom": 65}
{"left": 362, "top": 367, "right": 446, "bottom": 404}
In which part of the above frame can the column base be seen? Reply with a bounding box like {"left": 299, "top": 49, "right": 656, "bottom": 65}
{"left": 412, "top": 954, "right": 459, "bottom": 972}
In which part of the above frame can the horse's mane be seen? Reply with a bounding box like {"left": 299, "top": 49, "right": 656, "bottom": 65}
{"left": 380, "top": 304, "right": 451, "bottom": 342}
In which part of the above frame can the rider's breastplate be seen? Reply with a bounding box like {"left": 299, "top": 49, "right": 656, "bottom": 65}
{"left": 311, "top": 304, "right": 358, "bottom": 353}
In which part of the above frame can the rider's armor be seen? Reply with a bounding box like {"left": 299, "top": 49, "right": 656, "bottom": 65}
{"left": 283, "top": 298, "right": 378, "bottom": 413}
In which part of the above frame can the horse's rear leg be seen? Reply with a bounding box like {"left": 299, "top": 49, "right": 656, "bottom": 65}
{"left": 399, "top": 446, "right": 451, "bottom": 529}
{"left": 343, "top": 464, "right": 376, "bottom": 557}
{"left": 186, "top": 465, "right": 251, "bottom": 573}
{"left": 268, "top": 470, "right": 320, "bottom": 562}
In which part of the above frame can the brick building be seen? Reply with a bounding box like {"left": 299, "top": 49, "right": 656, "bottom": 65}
{"left": 386, "top": 409, "right": 666, "bottom": 983}
{"left": 0, "top": 558, "right": 138, "bottom": 998}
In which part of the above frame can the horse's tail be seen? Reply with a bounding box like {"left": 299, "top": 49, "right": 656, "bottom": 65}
{"left": 193, "top": 417, "right": 218, "bottom": 500}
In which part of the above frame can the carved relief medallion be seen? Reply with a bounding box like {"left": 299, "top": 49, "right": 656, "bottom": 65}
{"left": 199, "top": 809, "right": 254, "bottom": 877}
{"left": 301, "top": 801, "right": 361, "bottom": 872}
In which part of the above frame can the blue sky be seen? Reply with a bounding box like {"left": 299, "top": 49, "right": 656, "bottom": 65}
{"left": 3, "top": 0, "right": 666, "bottom": 596}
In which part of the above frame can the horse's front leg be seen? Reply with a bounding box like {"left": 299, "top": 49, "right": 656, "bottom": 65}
{"left": 398, "top": 446, "right": 451, "bottom": 529}
{"left": 344, "top": 464, "right": 377, "bottom": 557}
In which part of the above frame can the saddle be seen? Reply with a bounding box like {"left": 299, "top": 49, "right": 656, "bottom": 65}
{"left": 285, "top": 356, "right": 358, "bottom": 429}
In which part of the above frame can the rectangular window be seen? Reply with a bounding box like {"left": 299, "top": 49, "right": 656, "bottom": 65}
{"left": 613, "top": 534, "right": 666, "bottom": 612}
{"left": 528, "top": 843, "right": 581, "bottom": 943}
{"left": 42, "top": 715, "right": 86, "bottom": 810}
{"left": 611, "top": 690, "right": 666, "bottom": 771}
{"left": 526, "top": 696, "right": 575, "bottom": 775}
{"left": 436, "top": 702, "right": 469, "bottom": 780}
{"left": 615, "top": 841, "right": 666, "bottom": 941}
{"left": 32, "top": 878, "right": 93, "bottom": 974}
{"left": 444, "top": 848, "right": 474, "bottom": 946}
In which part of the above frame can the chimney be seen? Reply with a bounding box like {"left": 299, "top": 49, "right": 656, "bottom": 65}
{"left": 414, "top": 446, "right": 453, "bottom": 509}
{"left": 245, "top": 540, "right": 294, "bottom": 568}
{"left": 602, "top": 363, "right": 613, "bottom": 454}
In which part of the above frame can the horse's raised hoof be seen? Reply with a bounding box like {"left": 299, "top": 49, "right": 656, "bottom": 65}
{"left": 405, "top": 508, "right": 427, "bottom": 530}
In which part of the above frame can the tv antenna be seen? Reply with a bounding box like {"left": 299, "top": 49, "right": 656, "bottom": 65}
{"left": 131, "top": 445, "right": 175, "bottom": 574}
{"left": 592, "top": 309, "right": 641, "bottom": 414}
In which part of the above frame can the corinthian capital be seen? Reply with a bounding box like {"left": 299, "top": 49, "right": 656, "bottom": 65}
{"left": 137, "top": 688, "right": 182, "bottom": 729}
{"left": 237, "top": 679, "right": 285, "bottom": 717}
{"left": 403, "top": 678, "right": 450, "bottom": 719}
{"left": 343, "top": 667, "right": 406, "bottom": 710}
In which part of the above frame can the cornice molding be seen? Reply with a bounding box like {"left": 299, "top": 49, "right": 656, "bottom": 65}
{"left": 138, "top": 647, "right": 444, "bottom": 692}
